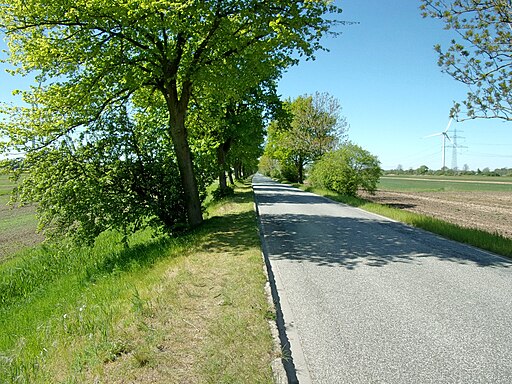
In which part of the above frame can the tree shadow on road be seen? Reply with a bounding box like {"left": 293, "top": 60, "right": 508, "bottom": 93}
{"left": 255, "top": 185, "right": 512, "bottom": 270}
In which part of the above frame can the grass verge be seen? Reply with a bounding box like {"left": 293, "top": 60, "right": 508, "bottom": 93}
{"left": 299, "top": 185, "right": 512, "bottom": 259}
{"left": 0, "top": 181, "right": 276, "bottom": 383}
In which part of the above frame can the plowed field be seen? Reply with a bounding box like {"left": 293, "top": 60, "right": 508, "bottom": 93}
{"left": 363, "top": 190, "right": 512, "bottom": 239}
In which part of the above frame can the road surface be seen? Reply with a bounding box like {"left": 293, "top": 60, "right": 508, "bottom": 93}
{"left": 253, "top": 174, "right": 512, "bottom": 384}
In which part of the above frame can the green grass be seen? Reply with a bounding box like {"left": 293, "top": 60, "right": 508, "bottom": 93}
{"left": 0, "top": 181, "right": 276, "bottom": 383}
{"left": 379, "top": 175, "right": 512, "bottom": 192}
{"left": 0, "top": 174, "right": 14, "bottom": 194}
{"left": 300, "top": 185, "right": 512, "bottom": 259}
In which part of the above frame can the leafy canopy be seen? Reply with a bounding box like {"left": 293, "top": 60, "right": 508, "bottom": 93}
{"left": 0, "top": 0, "right": 342, "bottom": 241}
{"left": 421, "top": 0, "right": 512, "bottom": 120}
{"left": 264, "top": 92, "right": 347, "bottom": 183}
{"left": 1, "top": 0, "right": 341, "bottom": 151}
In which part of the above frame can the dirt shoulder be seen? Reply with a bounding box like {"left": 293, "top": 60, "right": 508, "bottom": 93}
{"left": 362, "top": 190, "right": 512, "bottom": 239}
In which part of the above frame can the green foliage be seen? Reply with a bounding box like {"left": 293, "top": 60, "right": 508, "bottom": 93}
{"left": 309, "top": 143, "right": 382, "bottom": 196}
{"left": 421, "top": 1, "right": 512, "bottom": 120}
{"left": 0, "top": 0, "right": 342, "bottom": 232}
{"left": 279, "top": 159, "right": 301, "bottom": 183}
{"left": 212, "top": 185, "right": 235, "bottom": 201}
{"left": 192, "top": 82, "right": 277, "bottom": 187}
{"left": 2, "top": 107, "right": 201, "bottom": 245}
{"left": 263, "top": 92, "right": 347, "bottom": 183}
{"left": 258, "top": 154, "right": 280, "bottom": 178}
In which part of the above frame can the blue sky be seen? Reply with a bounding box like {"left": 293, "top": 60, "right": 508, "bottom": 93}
{"left": 1, "top": 1, "right": 511, "bottom": 171}
{"left": 277, "top": 0, "right": 512, "bottom": 171}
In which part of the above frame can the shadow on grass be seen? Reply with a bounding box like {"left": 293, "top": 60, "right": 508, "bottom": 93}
{"left": 83, "top": 235, "right": 183, "bottom": 283}
{"left": 88, "top": 187, "right": 259, "bottom": 281}
{"left": 199, "top": 211, "right": 260, "bottom": 255}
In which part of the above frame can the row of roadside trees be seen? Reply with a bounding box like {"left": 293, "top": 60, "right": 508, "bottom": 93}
{"left": 259, "top": 92, "right": 383, "bottom": 197}
{"left": 0, "top": 1, "right": 342, "bottom": 244}
{"left": 1, "top": 1, "right": 510, "bottom": 245}
{"left": 390, "top": 165, "right": 512, "bottom": 177}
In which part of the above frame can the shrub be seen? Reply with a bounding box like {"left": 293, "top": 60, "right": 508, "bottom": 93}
{"left": 309, "top": 143, "right": 382, "bottom": 196}
{"left": 212, "top": 185, "right": 235, "bottom": 200}
{"left": 279, "top": 160, "right": 299, "bottom": 183}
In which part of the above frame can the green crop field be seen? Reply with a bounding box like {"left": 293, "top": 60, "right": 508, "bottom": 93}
{"left": 0, "top": 174, "right": 40, "bottom": 261}
{"left": 0, "top": 184, "right": 13, "bottom": 197}
{"left": 379, "top": 175, "right": 512, "bottom": 192}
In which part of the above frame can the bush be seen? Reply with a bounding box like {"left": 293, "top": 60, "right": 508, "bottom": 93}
{"left": 279, "top": 160, "right": 299, "bottom": 183}
{"left": 309, "top": 143, "right": 382, "bottom": 196}
{"left": 212, "top": 185, "right": 235, "bottom": 200}
{"left": 258, "top": 154, "right": 279, "bottom": 177}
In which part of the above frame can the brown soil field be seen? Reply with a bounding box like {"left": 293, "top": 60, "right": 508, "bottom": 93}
{"left": 362, "top": 191, "right": 512, "bottom": 239}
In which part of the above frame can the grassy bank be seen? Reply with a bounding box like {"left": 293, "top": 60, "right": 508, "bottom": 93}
{"left": 300, "top": 185, "right": 512, "bottom": 259}
{"left": 0, "top": 181, "right": 276, "bottom": 383}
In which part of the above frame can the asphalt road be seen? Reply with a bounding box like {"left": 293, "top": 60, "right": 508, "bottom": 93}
{"left": 253, "top": 174, "right": 512, "bottom": 384}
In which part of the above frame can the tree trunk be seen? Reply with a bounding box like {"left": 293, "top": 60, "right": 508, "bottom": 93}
{"left": 234, "top": 162, "right": 241, "bottom": 180}
{"left": 228, "top": 168, "right": 234, "bottom": 185}
{"left": 217, "top": 139, "right": 231, "bottom": 192}
{"left": 217, "top": 146, "right": 228, "bottom": 191}
{"left": 297, "top": 159, "right": 304, "bottom": 184}
{"left": 165, "top": 85, "right": 203, "bottom": 228}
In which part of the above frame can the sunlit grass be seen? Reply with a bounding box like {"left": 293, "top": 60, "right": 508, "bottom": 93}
{"left": 0, "top": 181, "right": 275, "bottom": 383}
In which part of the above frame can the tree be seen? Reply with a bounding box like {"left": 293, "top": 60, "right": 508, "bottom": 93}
{"left": 194, "top": 81, "right": 279, "bottom": 196}
{"left": 0, "top": 0, "right": 342, "bottom": 236}
{"left": 417, "top": 165, "right": 430, "bottom": 175}
{"left": 421, "top": 1, "right": 512, "bottom": 120}
{"left": 264, "top": 92, "right": 347, "bottom": 183}
{"left": 309, "top": 143, "right": 382, "bottom": 196}
{"left": 8, "top": 104, "right": 194, "bottom": 245}
{"left": 258, "top": 153, "right": 280, "bottom": 178}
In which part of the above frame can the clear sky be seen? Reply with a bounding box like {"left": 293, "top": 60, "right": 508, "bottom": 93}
{"left": 1, "top": 1, "right": 511, "bottom": 171}
{"left": 277, "top": 0, "right": 512, "bottom": 171}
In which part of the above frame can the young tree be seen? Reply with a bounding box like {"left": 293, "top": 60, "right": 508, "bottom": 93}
{"left": 309, "top": 143, "right": 382, "bottom": 196}
{"left": 0, "top": 0, "right": 342, "bottom": 233}
{"left": 265, "top": 92, "right": 347, "bottom": 183}
{"left": 421, "top": 1, "right": 512, "bottom": 120}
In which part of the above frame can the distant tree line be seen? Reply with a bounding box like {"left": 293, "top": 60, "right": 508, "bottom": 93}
{"left": 387, "top": 165, "right": 512, "bottom": 177}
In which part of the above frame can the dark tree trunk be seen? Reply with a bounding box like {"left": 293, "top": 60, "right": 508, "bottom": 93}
{"left": 297, "top": 159, "right": 304, "bottom": 184}
{"left": 165, "top": 83, "right": 203, "bottom": 228}
{"left": 217, "top": 139, "right": 231, "bottom": 191}
{"left": 234, "top": 162, "right": 241, "bottom": 180}
{"left": 218, "top": 149, "right": 227, "bottom": 192}
{"left": 228, "top": 168, "right": 234, "bottom": 185}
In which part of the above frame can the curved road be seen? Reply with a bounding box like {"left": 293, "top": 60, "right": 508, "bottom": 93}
{"left": 253, "top": 174, "right": 512, "bottom": 384}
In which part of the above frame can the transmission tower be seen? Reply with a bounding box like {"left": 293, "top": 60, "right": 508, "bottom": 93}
{"left": 449, "top": 127, "right": 467, "bottom": 171}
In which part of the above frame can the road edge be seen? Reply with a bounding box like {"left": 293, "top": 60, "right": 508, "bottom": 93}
{"left": 252, "top": 176, "right": 313, "bottom": 384}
